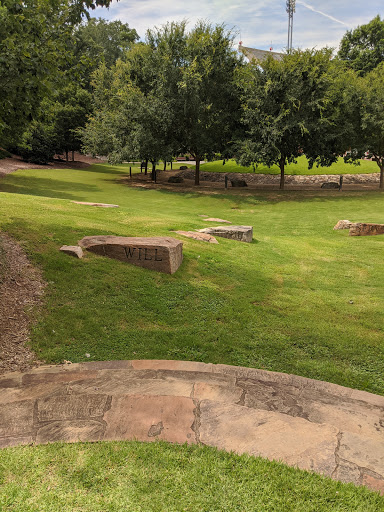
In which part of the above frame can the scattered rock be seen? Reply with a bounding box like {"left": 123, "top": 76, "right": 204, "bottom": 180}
{"left": 174, "top": 231, "right": 218, "bottom": 244}
{"left": 78, "top": 235, "right": 183, "bottom": 274}
{"left": 59, "top": 245, "right": 83, "bottom": 258}
{"left": 168, "top": 176, "right": 184, "bottom": 183}
{"left": 333, "top": 220, "right": 354, "bottom": 230}
{"left": 179, "top": 166, "right": 188, "bottom": 170}
{"left": 203, "top": 218, "right": 231, "bottom": 223}
{"left": 198, "top": 226, "right": 253, "bottom": 243}
{"left": 321, "top": 182, "right": 339, "bottom": 189}
{"left": 231, "top": 179, "right": 247, "bottom": 187}
{"left": 349, "top": 223, "right": 384, "bottom": 237}
{"left": 71, "top": 201, "right": 119, "bottom": 208}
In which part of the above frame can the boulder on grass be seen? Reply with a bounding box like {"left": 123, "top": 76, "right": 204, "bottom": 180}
{"left": 349, "top": 223, "right": 384, "bottom": 237}
{"left": 78, "top": 236, "right": 183, "bottom": 274}
{"left": 72, "top": 201, "right": 119, "bottom": 208}
{"left": 168, "top": 176, "right": 184, "bottom": 183}
{"left": 60, "top": 245, "right": 83, "bottom": 258}
{"left": 231, "top": 179, "right": 247, "bottom": 187}
{"left": 333, "top": 220, "right": 354, "bottom": 230}
{"left": 174, "top": 231, "right": 218, "bottom": 244}
{"left": 198, "top": 225, "right": 253, "bottom": 243}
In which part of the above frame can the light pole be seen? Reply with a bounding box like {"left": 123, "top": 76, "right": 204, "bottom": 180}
{"left": 286, "top": 0, "right": 295, "bottom": 53}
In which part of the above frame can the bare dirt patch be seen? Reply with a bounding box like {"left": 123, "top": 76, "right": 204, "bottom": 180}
{"left": 0, "top": 233, "right": 46, "bottom": 374}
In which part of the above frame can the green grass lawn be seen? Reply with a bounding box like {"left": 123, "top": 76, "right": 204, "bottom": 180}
{"left": 1, "top": 441, "right": 383, "bottom": 511}
{"left": 199, "top": 156, "right": 380, "bottom": 175}
{"left": 0, "top": 163, "right": 383, "bottom": 394}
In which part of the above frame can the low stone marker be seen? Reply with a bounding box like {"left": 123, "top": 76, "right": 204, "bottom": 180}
{"left": 174, "top": 231, "right": 218, "bottom": 244}
{"left": 203, "top": 218, "right": 231, "bottom": 223}
{"left": 198, "top": 226, "right": 253, "bottom": 243}
{"left": 78, "top": 236, "right": 183, "bottom": 274}
{"left": 333, "top": 220, "right": 354, "bottom": 230}
{"left": 349, "top": 223, "right": 384, "bottom": 237}
{"left": 60, "top": 245, "right": 83, "bottom": 258}
{"left": 72, "top": 201, "right": 119, "bottom": 208}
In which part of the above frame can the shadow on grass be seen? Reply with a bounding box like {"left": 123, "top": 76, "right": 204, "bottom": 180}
{"left": 0, "top": 175, "right": 99, "bottom": 200}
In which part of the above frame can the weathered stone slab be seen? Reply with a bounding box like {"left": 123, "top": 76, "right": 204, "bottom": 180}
{"left": 174, "top": 231, "right": 218, "bottom": 243}
{"left": 36, "top": 395, "right": 110, "bottom": 422}
{"left": 72, "top": 201, "right": 119, "bottom": 208}
{"left": 198, "top": 226, "right": 253, "bottom": 243}
{"left": 231, "top": 179, "right": 247, "bottom": 187}
{"left": 321, "top": 182, "right": 339, "bottom": 189}
{"left": 349, "top": 223, "right": 384, "bottom": 236}
{"left": 0, "top": 400, "right": 34, "bottom": 436}
{"left": 103, "top": 395, "right": 196, "bottom": 444}
{"left": 333, "top": 220, "right": 354, "bottom": 230}
{"left": 60, "top": 245, "right": 83, "bottom": 258}
{"left": 36, "top": 420, "right": 105, "bottom": 443}
{"left": 78, "top": 236, "right": 183, "bottom": 274}
{"left": 199, "top": 400, "right": 338, "bottom": 477}
{"left": 203, "top": 218, "right": 231, "bottom": 223}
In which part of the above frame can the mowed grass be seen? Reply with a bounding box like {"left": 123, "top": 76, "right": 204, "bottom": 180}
{"left": 1, "top": 441, "right": 383, "bottom": 511}
{"left": 199, "top": 156, "right": 379, "bottom": 175}
{"left": 0, "top": 164, "right": 383, "bottom": 394}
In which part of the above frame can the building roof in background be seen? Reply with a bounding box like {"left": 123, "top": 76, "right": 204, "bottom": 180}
{"left": 239, "top": 45, "right": 284, "bottom": 62}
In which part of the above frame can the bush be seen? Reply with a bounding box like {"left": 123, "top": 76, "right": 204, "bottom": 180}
{"left": 18, "top": 123, "right": 57, "bottom": 164}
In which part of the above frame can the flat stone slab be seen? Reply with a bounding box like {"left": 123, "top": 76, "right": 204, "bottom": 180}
{"left": 349, "top": 223, "right": 384, "bottom": 236}
{"left": 198, "top": 226, "right": 253, "bottom": 243}
{"left": 203, "top": 218, "right": 231, "bottom": 223}
{"left": 59, "top": 245, "right": 83, "bottom": 258}
{"left": 72, "top": 201, "right": 119, "bottom": 208}
{"left": 78, "top": 236, "right": 183, "bottom": 274}
{"left": 1, "top": 360, "right": 384, "bottom": 494}
{"left": 174, "top": 231, "right": 218, "bottom": 243}
{"left": 333, "top": 220, "right": 354, "bottom": 230}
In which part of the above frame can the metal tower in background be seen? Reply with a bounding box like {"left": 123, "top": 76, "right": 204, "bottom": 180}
{"left": 286, "top": 0, "right": 295, "bottom": 52}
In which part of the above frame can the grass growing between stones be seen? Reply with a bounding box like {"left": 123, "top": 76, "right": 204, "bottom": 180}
{"left": 1, "top": 441, "right": 383, "bottom": 511}
{"left": 200, "top": 156, "right": 379, "bottom": 175}
{"left": 0, "top": 164, "right": 383, "bottom": 394}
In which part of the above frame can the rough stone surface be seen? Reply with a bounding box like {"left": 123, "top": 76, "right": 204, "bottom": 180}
{"left": 203, "top": 218, "right": 231, "bottom": 223}
{"left": 174, "top": 231, "right": 218, "bottom": 244}
{"left": 78, "top": 236, "right": 183, "bottom": 274}
{"left": 321, "top": 182, "right": 340, "bottom": 189}
{"left": 231, "top": 179, "right": 247, "bottom": 187}
{"left": 72, "top": 201, "right": 119, "bottom": 208}
{"left": 349, "top": 223, "right": 384, "bottom": 237}
{"left": 1, "top": 360, "right": 384, "bottom": 494}
{"left": 59, "top": 245, "right": 83, "bottom": 258}
{"left": 198, "top": 226, "right": 253, "bottom": 243}
{"left": 333, "top": 220, "right": 354, "bottom": 230}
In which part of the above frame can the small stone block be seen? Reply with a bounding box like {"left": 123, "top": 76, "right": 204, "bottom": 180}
{"left": 333, "top": 220, "right": 353, "bottom": 230}
{"left": 78, "top": 236, "right": 183, "bottom": 274}
{"left": 198, "top": 226, "right": 253, "bottom": 243}
{"left": 349, "top": 223, "right": 384, "bottom": 236}
{"left": 72, "top": 201, "right": 119, "bottom": 208}
{"left": 174, "top": 231, "right": 218, "bottom": 243}
{"left": 203, "top": 218, "right": 231, "bottom": 223}
{"left": 60, "top": 245, "right": 83, "bottom": 258}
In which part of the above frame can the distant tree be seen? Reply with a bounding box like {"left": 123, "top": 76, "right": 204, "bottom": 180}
{"left": 338, "top": 15, "right": 384, "bottom": 75}
{"left": 236, "top": 50, "right": 353, "bottom": 189}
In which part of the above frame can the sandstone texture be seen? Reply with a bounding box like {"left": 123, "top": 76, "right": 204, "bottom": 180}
{"left": 72, "top": 201, "right": 119, "bottom": 208}
{"left": 349, "top": 223, "right": 384, "bottom": 236}
{"left": 174, "top": 231, "right": 218, "bottom": 243}
{"left": 198, "top": 225, "right": 253, "bottom": 243}
{"left": 78, "top": 236, "right": 183, "bottom": 274}
{"left": 0, "top": 360, "right": 383, "bottom": 494}
{"left": 333, "top": 220, "right": 354, "bottom": 230}
{"left": 59, "top": 245, "right": 83, "bottom": 258}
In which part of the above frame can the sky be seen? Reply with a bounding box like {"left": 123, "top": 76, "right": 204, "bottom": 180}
{"left": 92, "top": 0, "right": 384, "bottom": 53}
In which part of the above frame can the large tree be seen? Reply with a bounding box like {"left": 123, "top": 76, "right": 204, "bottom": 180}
{"left": 236, "top": 49, "right": 353, "bottom": 189}
{"left": 338, "top": 15, "right": 384, "bottom": 75}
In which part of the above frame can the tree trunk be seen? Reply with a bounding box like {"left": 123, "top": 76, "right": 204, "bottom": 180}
{"left": 65, "top": 150, "right": 68, "bottom": 162}
{"left": 279, "top": 158, "right": 285, "bottom": 190}
{"left": 195, "top": 158, "right": 200, "bottom": 186}
{"left": 163, "top": 161, "right": 166, "bottom": 171}
{"left": 145, "top": 159, "right": 148, "bottom": 175}
{"left": 151, "top": 161, "right": 156, "bottom": 181}
{"left": 170, "top": 161, "right": 173, "bottom": 170}
{"left": 72, "top": 150, "right": 75, "bottom": 162}
{"left": 380, "top": 166, "right": 384, "bottom": 189}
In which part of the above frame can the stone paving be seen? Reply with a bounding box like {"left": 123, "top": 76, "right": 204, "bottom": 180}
{"left": 0, "top": 360, "right": 383, "bottom": 494}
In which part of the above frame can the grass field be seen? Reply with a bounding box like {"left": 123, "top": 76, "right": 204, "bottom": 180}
{"left": 0, "top": 163, "right": 383, "bottom": 394}
{"left": 199, "top": 156, "right": 379, "bottom": 175}
{"left": 1, "top": 441, "right": 383, "bottom": 511}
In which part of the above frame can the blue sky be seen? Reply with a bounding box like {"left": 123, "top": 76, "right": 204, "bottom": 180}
{"left": 92, "top": 1, "right": 384, "bottom": 53}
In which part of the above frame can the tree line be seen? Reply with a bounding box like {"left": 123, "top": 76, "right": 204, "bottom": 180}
{"left": 1, "top": 2, "right": 384, "bottom": 189}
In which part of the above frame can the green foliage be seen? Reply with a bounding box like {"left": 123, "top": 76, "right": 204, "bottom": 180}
{"left": 338, "top": 15, "right": 384, "bottom": 75}
{"left": 1, "top": 442, "right": 383, "bottom": 511}
{"left": 236, "top": 50, "right": 353, "bottom": 189}
{"left": 17, "top": 121, "right": 57, "bottom": 164}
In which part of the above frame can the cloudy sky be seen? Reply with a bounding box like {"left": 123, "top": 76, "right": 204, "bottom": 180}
{"left": 92, "top": 0, "right": 383, "bottom": 53}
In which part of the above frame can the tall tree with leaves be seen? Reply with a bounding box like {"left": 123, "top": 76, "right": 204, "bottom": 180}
{"left": 236, "top": 50, "right": 352, "bottom": 189}
{"left": 338, "top": 15, "right": 384, "bottom": 75}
